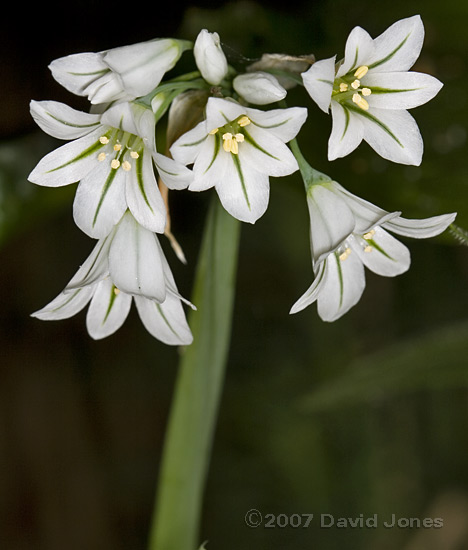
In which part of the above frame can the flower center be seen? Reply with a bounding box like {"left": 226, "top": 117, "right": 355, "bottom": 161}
{"left": 97, "top": 130, "right": 142, "bottom": 172}
{"left": 332, "top": 65, "right": 372, "bottom": 111}
{"left": 208, "top": 115, "right": 251, "bottom": 155}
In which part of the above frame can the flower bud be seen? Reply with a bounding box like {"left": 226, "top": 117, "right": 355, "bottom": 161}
{"left": 193, "top": 29, "right": 228, "bottom": 85}
{"left": 233, "top": 72, "right": 287, "bottom": 105}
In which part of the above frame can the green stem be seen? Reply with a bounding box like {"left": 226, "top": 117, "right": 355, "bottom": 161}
{"left": 148, "top": 195, "right": 241, "bottom": 550}
{"left": 288, "top": 138, "right": 332, "bottom": 191}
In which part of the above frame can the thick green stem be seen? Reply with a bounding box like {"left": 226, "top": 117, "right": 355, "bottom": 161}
{"left": 288, "top": 138, "right": 332, "bottom": 190}
{"left": 148, "top": 195, "right": 241, "bottom": 550}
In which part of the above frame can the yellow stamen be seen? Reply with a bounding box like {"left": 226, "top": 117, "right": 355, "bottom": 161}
{"left": 364, "top": 245, "right": 373, "bottom": 253}
{"left": 363, "top": 229, "right": 376, "bottom": 240}
{"left": 111, "top": 159, "right": 120, "bottom": 169}
{"left": 122, "top": 161, "right": 132, "bottom": 171}
{"left": 130, "top": 151, "right": 139, "bottom": 159}
{"left": 97, "top": 152, "right": 106, "bottom": 162}
{"left": 114, "top": 288, "right": 120, "bottom": 295}
{"left": 352, "top": 93, "right": 369, "bottom": 110}
{"left": 351, "top": 79, "right": 361, "bottom": 90}
{"left": 235, "top": 133, "right": 244, "bottom": 142}
{"left": 222, "top": 133, "right": 233, "bottom": 152}
{"left": 209, "top": 127, "right": 219, "bottom": 135}
{"left": 238, "top": 116, "right": 251, "bottom": 127}
{"left": 339, "top": 82, "right": 349, "bottom": 92}
{"left": 230, "top": 139, "right": 239, "bottom": 155}
{"left": 99, "top": 136, "right": 109, "bottom": 144}
{"left": 354, "top": 65, "right": 369, "bottom": 79}
{"left": 361, "top": 87, "right": 372, "bottom": 96}
{"left": 113, "top": 143, "right": 122, "bottom": 151}
{"left": 339, "top": 248, "right": 351, "bottom": 261}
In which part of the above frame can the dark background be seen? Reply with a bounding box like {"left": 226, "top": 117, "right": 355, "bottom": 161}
{"left": 1, "top": 1, "right": 468, "bottom": 548}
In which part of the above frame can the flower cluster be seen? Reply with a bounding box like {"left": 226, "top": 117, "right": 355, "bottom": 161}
{"left": 29, "top": 16, "right": 456, "bottom": 340}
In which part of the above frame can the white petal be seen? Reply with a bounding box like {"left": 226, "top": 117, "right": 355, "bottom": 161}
{"left": 28, "top": 127, "right": 106, "bottom": 187}
{"left": 30, "top": 100, "right": 101, "bottom": 140}
{"left": 328, "top": 102, "right": 364, "bottom": 161}
{"left": 336, "top": 27, "right": 375, "bottom": 77}
{"left": 332, "top": 181, "right": 400, "bottom": 233}
{"left": 190, "top": 134, "right": 228, "bottom": 191}
{"left": 317, "top": 249, "right": 366, "bottom": 322}
{"left": 359, "top": 107, "right": 423, "bottom": 165}
{"left": 289, "top": 260, "right": 328, "bottom": 314}
{"left": 352, "top": 228, "right": 410, "bottom": 276}
{"left": 246, "top": 105, "right": 308, "bottom": 143}
{"left": 65, "top": 235, "right": 113, "bottom": 291}
{"left": 72, "top": 158, "right": 127, "bottom": 238}
{"left": 126, "top": 151, "right": 167, "bottom": 233}
{"left": 135, "top": 294, "right": 193, "bottom": 345}
{"left": 306, "top": 183, "right": 355, "bottom": 264}
{"left": 48, "top": 52, "right": 109, "bottom": 99}
{"left": 383, "top": 212, "right": 457, "bottom": 239}
{"left": 108, "top": 212, "right": 166, "bottom": 301}
{"left": 170, "top": 120, "right": 208, "bottom": 166}
{"left": 240, "top": 125, "right": 299, "bottom": 177}
{"left": 205, "top": 97, "right": 245, "bottom": 129}
{"left": 153, "top": 152, "right": 194, "bottom": 190}
{"left": 31, "top": 286, "right": 95, "bottom": 320}
{"left": 367, "top": 15, "right": 424, "bottom": 73}
{"left": 100, "top": 102, "right": 156, "bottom": 145}
{"left": 302, "top": 56, "right": 336, "bottom": 113}
{"left": 364, "top": 71, "right": 443, "bottom": 110}
{"left": 103, "top": 38, "right": 187, "bottom": 97}
{"left": 216, "top": 154, "right": 270, "bottom": 223}
{"left": 233, "top": 72, "right": 287, "bottom": 105}
{"left": 86, "top": 279, "right": 132, "bottom": 339}
{"left": 193, "top": 30, "right": 228, "bottom": 85}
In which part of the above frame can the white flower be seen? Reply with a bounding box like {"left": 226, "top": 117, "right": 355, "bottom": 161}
{"left": 170, "top": 97, "right": 307, "bottom": 223}
{"left": 49, "top": 38, "right": 191, "bottom": 105}
{"left": 302, "top": 15, "right": 443, "bottom": 165}
{"left": 290, "top": 180, "right": 456, "bottom": 321}
{"left": 193, "top": 29, "right": 228, "bottom": 85}
{"left": 28, "top": 100, "right": 193, "bottom": 238}
{"left": 233, "top": 72, "right": 287, "bottom": 105}
{"left": 31, "top": 212, "right": 194, "bottom": 344}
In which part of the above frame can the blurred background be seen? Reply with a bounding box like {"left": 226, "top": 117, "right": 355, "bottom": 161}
{"left": 1, "top": 0, "right": 468, "bottom": 548}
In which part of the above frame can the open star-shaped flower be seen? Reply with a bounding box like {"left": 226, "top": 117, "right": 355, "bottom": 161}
{"left": 302, "top": 15, "right": 443, "bottom": 165}
{"left": 170, "top": 97, "right": 307, "bottom": 223}
{"left": 28, "top": 100, "right": 193, "bottom": 238}
{"left": 32, "top": 212, "right": 194, "bottom": 343}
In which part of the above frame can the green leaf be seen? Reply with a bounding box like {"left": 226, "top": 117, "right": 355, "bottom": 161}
{"left": 148, "top": 195, "right": 241, "bottom": 550}
{"left": 300, "top": 321, "right": 468, "bottom": 413}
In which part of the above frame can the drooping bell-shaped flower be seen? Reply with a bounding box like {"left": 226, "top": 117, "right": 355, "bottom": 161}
{"left": 49, "top": 38, "right": 191, "bottom": 105}
{"left": 233, "top": 72, "right": 287, "bottom": 105}
{"left": 170, "top": 97, "right": 307, "bottom": 223}
{"left": 302, "top": 15, "right": 443, "bottom": 165}
{"left": 290, "top": 180, "right": 456, "bottom": 321}
{"left": 32, "top": 212, "right": 194, "bottom": 344}
{"left": 193, "top": 29, "right": 228, "bottom": 86}
{"left": 28, "top": 100, "right": 193, "bottom": 238}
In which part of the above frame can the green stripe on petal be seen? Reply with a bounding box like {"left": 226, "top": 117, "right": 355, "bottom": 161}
{"left": 242, "top": 128, "right": 280, "bottom": 160}
{"left": 366, "top": 238, "right": 395, "bottom": 260}
{"left": 135, "top": 149, "right": 153, "bottom": 213}
{"left": 346, "top": 104, "right": 404, "bottom": 148}
{"left": 47, "top": 131, "right": 112, "bottom": 173}
{"left": 334, "top": 253, "right": 345, "bottom": 308}
{"left": 231, "top": 154, "right": 251, "bottom": 209}
{"left": 92, "top": 164, "right": 119, "bottom": 228}
{"left": 103, "top": 285, "right": 119, "bottom": 323}
{"left": 156, "top": 303, "right": 180, "bottom": 338}
{"left": 368, "top": 33, "right": 410, "bottom": 70}
{"left": 204, "top": 133, "right": 221, "bottom": 174}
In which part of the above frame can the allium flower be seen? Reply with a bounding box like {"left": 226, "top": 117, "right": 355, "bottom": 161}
{"left": 32, "top": 212, "right": 194, "bottom": 343}
{"left": 302, "top": 15, "right": 443, "bottom": 165}
{"left": 193, "top": 29, "right": 228, "bottom": 86}
{"left": 170, "top": 97, "right": 307, "bottom": 223}
{"left": 28, "top": 100, "right": 193, "bottom": 238}
{"left": 233, "top": 72, "right": 287, "bottom": 105}
{"left": 49, "top": 38, "right": 191, "bottom": 105}
{"left": 290, "top": 180, "right": 456, "bottom": 321}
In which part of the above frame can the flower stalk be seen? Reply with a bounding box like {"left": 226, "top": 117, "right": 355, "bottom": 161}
{"left": 148, "top": 194, "right": 241, "bottom": 550}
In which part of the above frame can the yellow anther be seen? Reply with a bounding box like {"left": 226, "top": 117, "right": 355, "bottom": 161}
{"left": 97, "top": 152, "right": 107, "bottom": 162}
{"left": 339, "top": 82, "right": 349, "bottom": 92}
{"left": 339, "top": 248, "right": 351, "bottom": 261}
{"left": 209, "top": 127, "right": 219, "bottom": 135}
{"left": 352, "top": 93, "right": 369, "bottom": 110}
{"left": 230, "top": 139, "right": 239, "bottom": 155}
{"left": 363, "top": 229, "right": 376, "bottom": 240}
{"left": 354, "top": 65, "right": 369, "bottom": 79}
{"left": 238, "top": 116, "right": 251, "bottom": 127}
{"left": 351, "top": 79, "right": 360, "bottom": 90}
{"left": 222, "top": 133, "right": 233, "bottom": 152}
{"left": 122, "top": 161, "right": 132, "bottom": 171}
{"left": 130, "top": 151, "right": 139, "bottom": 159}
{"left": 111, "top": 159, "right": 121, "bottom": 169}
{"left": 364, "top": 245, "right": 373, "bottom": 253}
{"left": 113, "top": 143, "right": 122, "bottom": 151}
{"left": 99, "top": 136, "right": 109, "bottom": 144}
{"left": 361, "top": 87, "right": 372, "bottom": 96}
{"left": 235, "top": 133, "right": 245, "bottom": 142}
{"left": 114, "top": 288, "right": 121, "bottom": 295}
